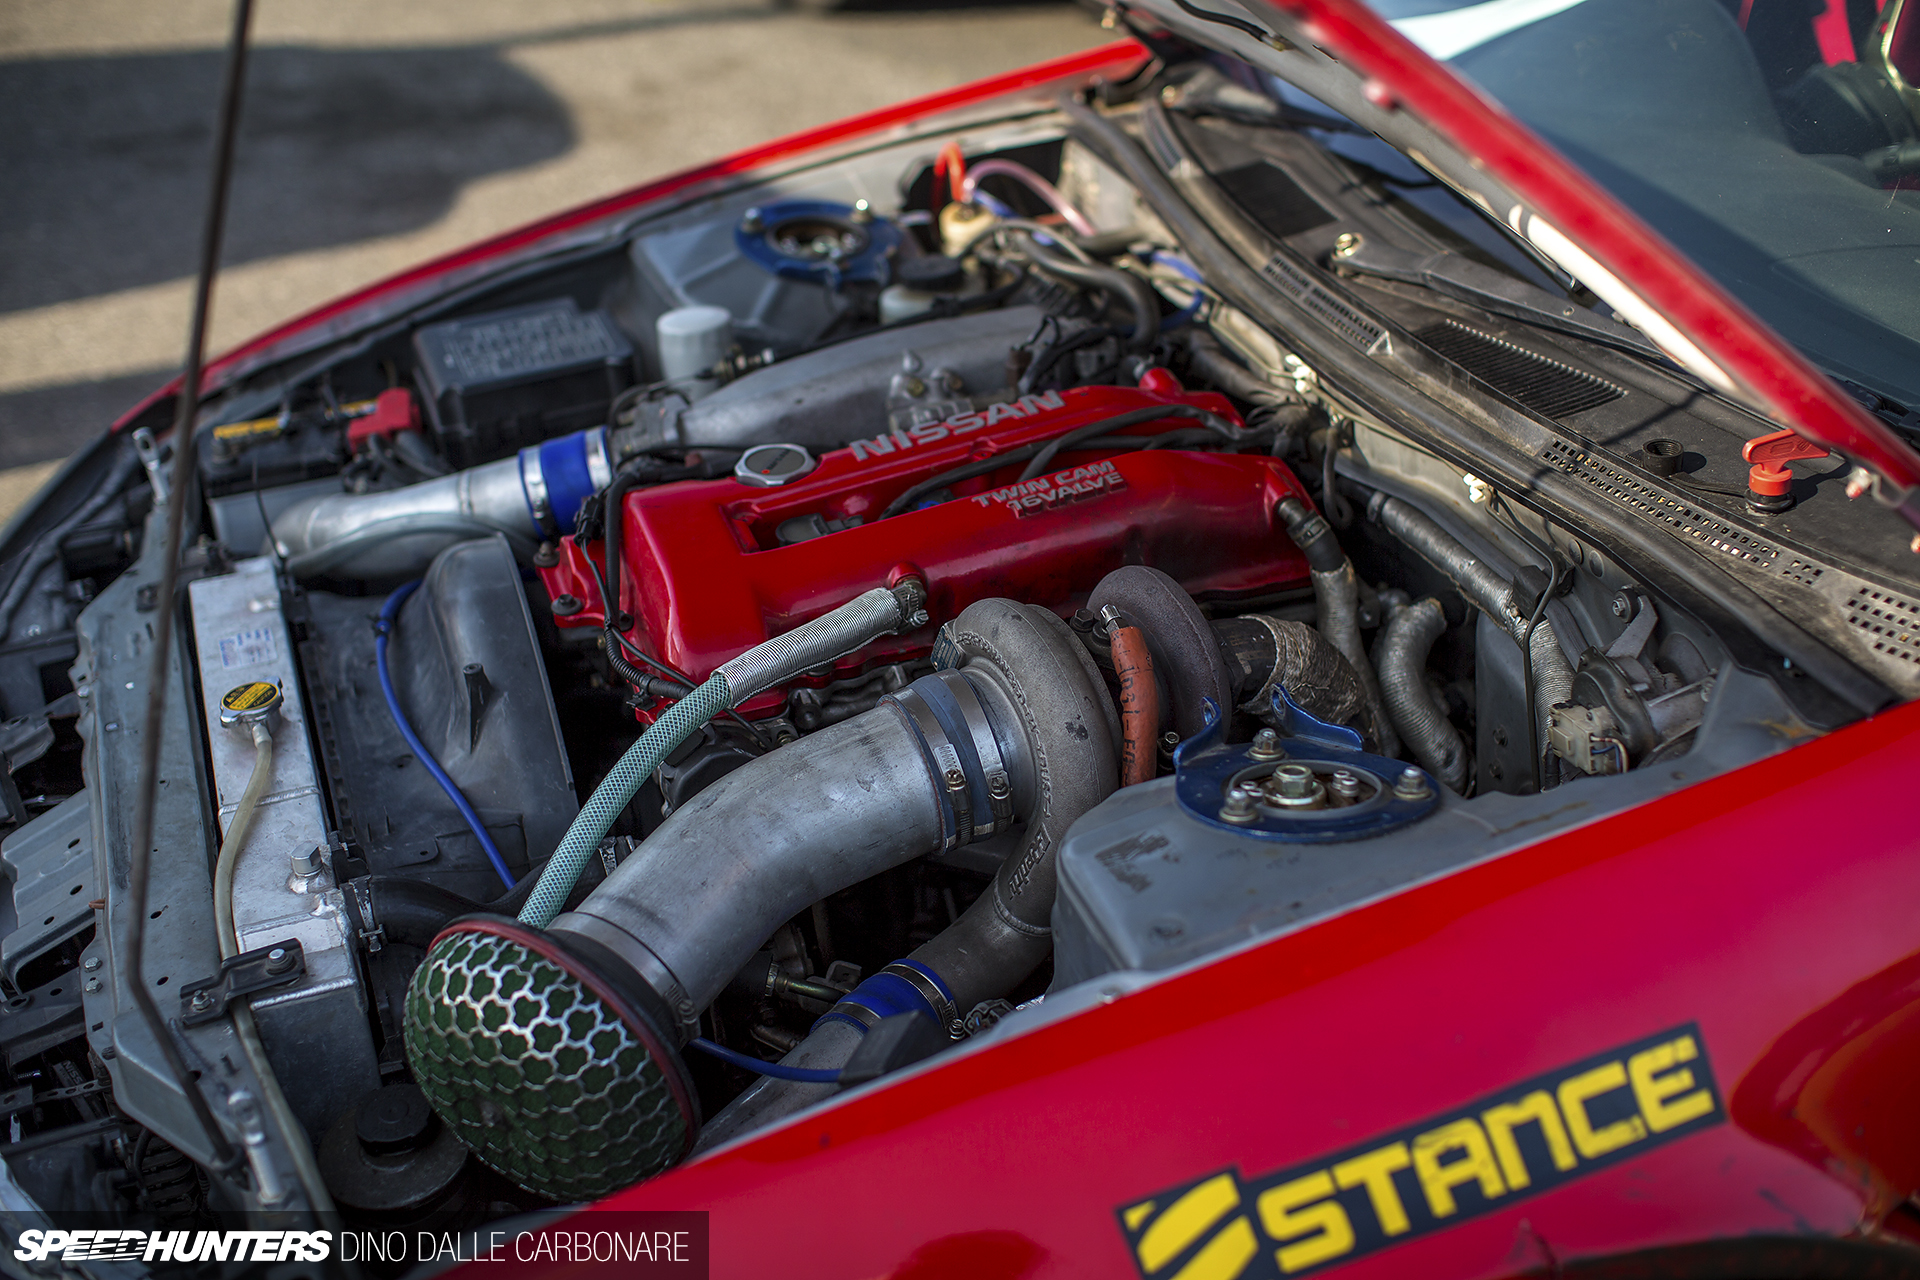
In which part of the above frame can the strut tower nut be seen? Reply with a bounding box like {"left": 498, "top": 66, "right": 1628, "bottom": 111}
{"left": 1268, "top": 763, "right": 1326, "bottom": 810}
{"left": 1249, "top": 728, "right": 1283, "bottom": 761}
{"left": 1220, "top": 785, "right": 1259, "bottom": 825}
{"left": 1393, "top": 767, "right": 1434, "bottom": 801}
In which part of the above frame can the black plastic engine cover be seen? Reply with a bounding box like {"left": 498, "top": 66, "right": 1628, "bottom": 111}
{"left": 299, "top": 534, "right": 578, "bottom": 902}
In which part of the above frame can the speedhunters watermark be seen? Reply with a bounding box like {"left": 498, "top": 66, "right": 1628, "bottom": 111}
{"left": 6, "top": 1212, "right": 707, "bottom": 1275}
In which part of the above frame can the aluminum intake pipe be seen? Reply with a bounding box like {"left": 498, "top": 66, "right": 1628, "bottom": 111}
{"left": 272, "top": 426, "right": 611, "bottom": 580}
{"left": 403, "top": 599, "right": 1115, "bottom": 1200}
{"left": 694, "top": 599, "right": 1119, "bottom": 1151}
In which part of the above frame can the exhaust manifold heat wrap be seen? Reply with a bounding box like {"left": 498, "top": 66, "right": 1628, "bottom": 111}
{"left": 403, "top": 597, "right": 1115, "bottom": 1199}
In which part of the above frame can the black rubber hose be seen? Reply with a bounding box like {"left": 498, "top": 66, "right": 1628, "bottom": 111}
{"left": 600, "top": 467, "right": 648, "bottom": 633}
{"left": 1277, "top": 497, "right": 1400, "bottom": 757}
{"left": 1021, "top": 236, "right": 1161, "bottom": 352}
{"left": 1020, "top": 324, "right": 1120, "bottom": 394}
{"left": 1057, "top": 93, "right": 1889, "bottom": 716}
{"left": 1374, "top": 598, "right": 1469, "bottom": 791}
{"left": 1184, "top": 330, "right": 1299, "bottom": 409}
{"left": 1018, "top": 404, "right": 1238, "bottom": 481}
{"left": 1211, "top": 614, "right": 1374, "bottom": 741}
{"left": 344, "top": 877, "right": 485, "bottom": 949}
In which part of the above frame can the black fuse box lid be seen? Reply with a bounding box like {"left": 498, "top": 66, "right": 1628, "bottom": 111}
{"left": 413, "top": 298, "right": 634, "bottom": 467}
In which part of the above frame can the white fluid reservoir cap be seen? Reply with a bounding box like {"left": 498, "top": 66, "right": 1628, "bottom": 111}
{"left": 656, "top": 305, "right": 732, "bottom": 397}
{"left": 879, "top": 284, "right": 938, "bottom": 327}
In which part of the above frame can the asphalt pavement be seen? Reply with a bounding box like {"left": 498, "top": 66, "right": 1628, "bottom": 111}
{"left": 0, "top": 0, "right": 1107, "bottom": 521}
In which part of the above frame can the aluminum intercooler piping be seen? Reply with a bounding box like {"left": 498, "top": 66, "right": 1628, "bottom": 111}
{"left": 693, "top": 600, "right": 1120, "bottom": 1152}
{"left": 271, "top": 425, "right": 611, "bottom": 580}
{"left": 1366, "top": 493, "right": 1575, "bottom": 751}
{"left": 402, "top": 598, "right": 1115, "bottom": 1200}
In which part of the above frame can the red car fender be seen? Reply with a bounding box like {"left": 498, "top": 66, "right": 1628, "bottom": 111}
{"left": 480, "top": 696, "right": 1920, "bottom": 1279}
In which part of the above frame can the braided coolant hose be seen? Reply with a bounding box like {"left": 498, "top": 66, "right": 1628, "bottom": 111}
{"left": 514, "top": 582, "right": 923, "bottom": 928}
{"left": 516, "top": 676, "right": 733, "bottom": 928}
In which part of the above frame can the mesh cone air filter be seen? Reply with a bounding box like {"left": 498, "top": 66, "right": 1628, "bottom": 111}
{"left": 403, "top": 919, "right": 697, "bottom": 1201}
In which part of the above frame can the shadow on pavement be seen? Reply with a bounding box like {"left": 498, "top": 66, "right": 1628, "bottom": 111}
{"left": 0, "top": 43, "right": 581, "bottom": 315}
{"left": 0, "top": 0, "right": 1086, "bottom": 464}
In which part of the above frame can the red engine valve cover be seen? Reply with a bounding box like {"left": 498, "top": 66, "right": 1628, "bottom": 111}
{"left": 537, "top": 382, "right": 1316, "bottom": 715}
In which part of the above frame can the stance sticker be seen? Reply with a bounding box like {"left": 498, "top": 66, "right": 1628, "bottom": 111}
{"left": 1117, "top": 1025, "right": 1721, "bottom": 1279}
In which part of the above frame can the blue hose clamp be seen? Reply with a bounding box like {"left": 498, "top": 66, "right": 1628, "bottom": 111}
{"left": 815, "top": 960, "right": 963, "bottom": 1040}
{"left": 519, "top": 426, "right": 612, "bottom": 537}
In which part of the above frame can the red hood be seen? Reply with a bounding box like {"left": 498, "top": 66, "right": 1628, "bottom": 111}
{"left": 1117, "top": 0, "right": 1920, "bottom": 519}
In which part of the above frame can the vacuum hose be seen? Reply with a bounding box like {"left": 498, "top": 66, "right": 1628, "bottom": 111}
{"left": 515, "top": 580, "right": 928, "bottom": 928}
{"left": 403, "top": 597, "right": 1112, "bottom": 1200}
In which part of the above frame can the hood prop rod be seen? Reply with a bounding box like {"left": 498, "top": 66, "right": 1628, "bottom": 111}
{"left": 123, "top": 0, "right": 255, "bottom": 1179}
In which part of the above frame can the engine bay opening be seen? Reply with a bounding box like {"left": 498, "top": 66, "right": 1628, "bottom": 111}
{"left": 0, "top": 52, "right": 1909, "bottom": 1228}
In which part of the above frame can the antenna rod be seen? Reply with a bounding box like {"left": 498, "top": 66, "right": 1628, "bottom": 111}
{"left": 123, "top": 0, "right": 256, "bottom": 1174}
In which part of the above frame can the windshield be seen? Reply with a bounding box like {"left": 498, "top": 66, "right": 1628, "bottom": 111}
{"left": 1347, "top": 0, "right": 1920, "bottom": 408}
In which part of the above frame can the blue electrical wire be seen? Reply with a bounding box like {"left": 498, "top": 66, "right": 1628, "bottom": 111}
{"left": 1152, "top": 250, "right": 1206, "bottom": 332}
{"left": 688, "top": 1037, "right": 843, "bottom": 1084}
{"left": 375, "top": 580, "right": 517, "bottom": 892}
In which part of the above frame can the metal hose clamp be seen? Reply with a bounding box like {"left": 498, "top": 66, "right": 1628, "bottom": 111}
{"left": 879, "top": 961, "right": 964, "bottom": 1040}
{"left": 519, "top": 446, "right": 552, "bottom": 534}
{"left": 889, "top": 669, "right": 1015, "bottom": 850}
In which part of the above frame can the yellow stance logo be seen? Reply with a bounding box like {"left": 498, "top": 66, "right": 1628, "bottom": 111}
{"left": 1116, "top": 1025, "right": 1720, "bottom": 1280}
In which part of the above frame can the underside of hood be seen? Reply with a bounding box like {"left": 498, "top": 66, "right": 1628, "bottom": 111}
{"left": 1117, "top": 0, "right": 1920, "bottom": 530}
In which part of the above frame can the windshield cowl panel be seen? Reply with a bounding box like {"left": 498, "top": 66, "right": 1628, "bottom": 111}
{"left": 1128, "top": 0, "right": 1920, "bottom": 514}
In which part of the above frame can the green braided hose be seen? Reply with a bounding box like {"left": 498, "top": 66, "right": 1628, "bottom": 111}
{"left": 518, "top": 674, "right": 733, "bottom": 928}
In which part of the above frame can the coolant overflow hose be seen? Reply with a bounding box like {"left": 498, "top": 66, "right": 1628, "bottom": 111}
{"left": 517, "top": 581, "right": 927, "bottom": 928}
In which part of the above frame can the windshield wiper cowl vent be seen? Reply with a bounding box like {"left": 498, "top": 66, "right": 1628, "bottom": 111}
{"left": 1418, "top": 320, "right": 1624, "bottom": 420}
{"left": 1262, "top": 254, "right": 1386, "bottom": 352}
